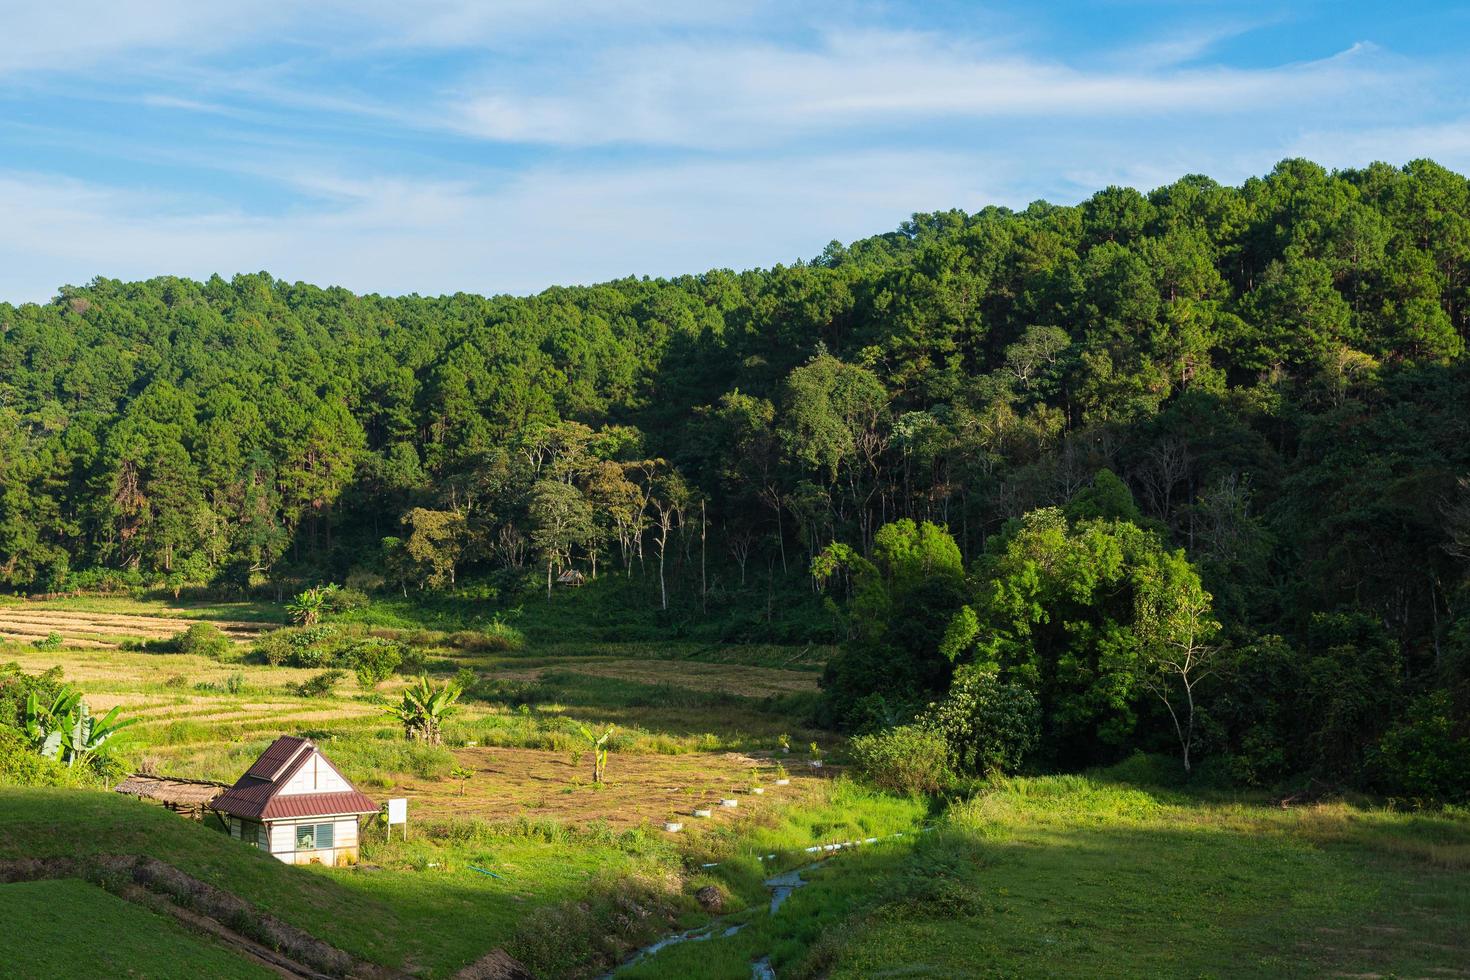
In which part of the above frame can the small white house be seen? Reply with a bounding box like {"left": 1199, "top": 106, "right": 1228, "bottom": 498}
{"left": 212, "top": 736, "right": 378, "bottom": 866}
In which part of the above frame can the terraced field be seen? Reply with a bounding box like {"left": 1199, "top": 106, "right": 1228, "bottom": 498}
{"left": 1, "top": 600, "right": 831, "bottom": 833}
{"left": 0, "top": 602, "right": 269, "bottom": 648}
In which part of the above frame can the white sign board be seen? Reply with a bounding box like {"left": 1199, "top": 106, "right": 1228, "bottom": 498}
{"left": 386, "top": 798, "right": 408, "bottom": 825}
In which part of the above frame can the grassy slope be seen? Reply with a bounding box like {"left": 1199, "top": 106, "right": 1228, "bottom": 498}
{"left": 0, "top": 787, "right": 670, "bottom": 976}
{"left": 629, "top": 773, "right": 1470, "bottom": 979}
{"left": 0, "top": 878, "right": 274, "bottom": 979}
{"left": 0, "top": 778, "right": 923, "bottom": 978}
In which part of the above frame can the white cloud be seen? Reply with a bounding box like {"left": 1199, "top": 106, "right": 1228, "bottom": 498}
{"left": 0, "top": 0, "right": 762, "bottom": 76}
{"left": 0, "top": 152, "right": 994, "bottom": 303}
{"left": 1287, "top": 118, "right": 1470, "bottom": 172}
{"left": 448, "top": 29, "right": 1402, "bottom": 149}
{"left": 0, "top": 1, "right": 292, "bottom": 74}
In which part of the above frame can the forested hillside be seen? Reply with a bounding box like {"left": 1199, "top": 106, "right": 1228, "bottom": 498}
{"left": 3, "top": 158, "right": 1469, "bottom": 797}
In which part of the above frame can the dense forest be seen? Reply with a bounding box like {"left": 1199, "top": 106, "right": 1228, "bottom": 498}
{"left": 2, "top": 158, "right": 1469, "bottom": 799}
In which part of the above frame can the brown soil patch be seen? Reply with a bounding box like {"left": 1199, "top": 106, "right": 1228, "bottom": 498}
{"left": 386, "top": 746, "right": 820, "bottom": 829}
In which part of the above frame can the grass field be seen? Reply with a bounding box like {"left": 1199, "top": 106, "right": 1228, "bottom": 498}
{"left": 3, "top": 593, "right": 1469, "bottom": 978}
{"left": 626, "top": 772, "right": 1470, "bottom": 979}
{"left": 0, "top": 878, "right": 274, "bottom": 979}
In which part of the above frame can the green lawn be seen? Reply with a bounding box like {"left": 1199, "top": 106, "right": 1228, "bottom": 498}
{"left": 627, "top": 773, "right": 1470, "bottom": 979}
{"left": 0, "top": 878, "right": 273, "bottom": 979}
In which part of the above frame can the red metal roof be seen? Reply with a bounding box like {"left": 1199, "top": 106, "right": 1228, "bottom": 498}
{"left": 213, "top": 737, "right": 377, "bottom": 821}
{"left": 258, "top": 791, "right": 380, "bottom": 820}
{"left": 243, "top": 735, "right": 311, "bottom": 781}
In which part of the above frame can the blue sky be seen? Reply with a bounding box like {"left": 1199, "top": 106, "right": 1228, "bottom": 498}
{"left": 2, "top": 1, "right": 1469, "bottom": 303}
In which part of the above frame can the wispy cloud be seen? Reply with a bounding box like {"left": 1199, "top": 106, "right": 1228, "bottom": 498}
{"left": 0, "top": 0, "right": 763, "bottom": 76}
{"left": 448, "top": 30, "right": 1403, "bottom": 149}
{"left": 1112, "top": 18, "right": 1280, "bottom": 69}
{"left": 1287, "top": 118, "right": 1470, "bottom": 172}
{"left": 0, "top": 151, "right": 993, "bottom": 302}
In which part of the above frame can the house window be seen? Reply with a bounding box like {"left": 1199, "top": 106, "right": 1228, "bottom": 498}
{"left": 295, "top": 822, "right": 335, "bottom": 851}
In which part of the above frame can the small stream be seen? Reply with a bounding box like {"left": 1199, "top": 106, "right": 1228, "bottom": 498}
{"left": 762, "top": 859, "right": 829, "bottom": 915}
{"left": 599, "top": 859, "right": 827, "bottom": 978}
{"left": 604, "top": 829, "right": 921, "bottom": 979}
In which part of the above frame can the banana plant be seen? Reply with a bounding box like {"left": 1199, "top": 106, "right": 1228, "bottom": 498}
{"left": 384, "top": 675, "right": 463, "bottom": 744}
{"left": 287, "top": 583, "right": 340, "bottom": 627}
{"left": 60, "top": 702, "right": 138, "bottom": 768}
{"left": 577, "top": 724, "right": 614, "bottom": 784}
{"left": 23, "top": 687, "right": 82, "bottom": 759}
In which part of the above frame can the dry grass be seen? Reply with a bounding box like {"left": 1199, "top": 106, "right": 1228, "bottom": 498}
{"left": 480, "top": 658, "right": 818, "bottom": 697}
{"left": 0, "top": 605, "right": 266, "bottom": 647}
{"left": 0, "top": 644, "right": 311, "bottom": 688}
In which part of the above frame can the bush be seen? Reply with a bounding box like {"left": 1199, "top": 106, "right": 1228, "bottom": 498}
{"left": 348, "top": 638, "right": 404, "bottom": 688}
{"left": 0, "top": 728, "right": 81, "bottom": 787}
{"left": 329, "top": 587, "right": 372, "bottom": 613}
{"left": 292, "top": 669, "right": 346, "bottom": 698}
{"left": 254, "top": 625, "right": 341, "bottom": 667}
{"left": 31, "top": 632, "right": 64, "bottom": 651}
{"left": 194, "top": 672, "right": 245, "bottom": 695}
{"left": 175, "top": 622, "right": 232, "bottom": 660}
{"left": 0, "top": 663, "right": 65, "bottom": 728}
{"left": 399, "top": 646, "right": 429, "bottom": 674}
{"left": 851, "top": 724, "right": 951, "bottom": 795}
{"left": 1370, "top": 691, "right": 1470, "bottom": 805}
{"left": 923, "top": 665, "right": 1040, "bottom": 777}
{"left": 447, "top": 622, "right": 525, "bottom": 652}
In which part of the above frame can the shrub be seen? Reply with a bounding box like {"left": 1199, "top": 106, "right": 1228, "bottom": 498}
{"left": 292, "top": 669, "right": 346, "bottom": 698}
{"left": 851, "top": 724, "right": 951, "bottom": 795}
{"left": 0, "top": 663, "right": 65, "bottom": 729}
{"left": 0, "top": 727, "right": 82, "bottom": 787}
{"left": 31, "top": 632, "right": 64, "bottom": 651}
{"left": 194, "top": 672, "right": 245, "bottom": 695}
{"left": 348, "top": 638, "right": 404, "bottom": 688}
{"left": 329, "top": 587, "right": 372, "bottom": 613}
{"left": 175, "top": 622, "right": 232, "bottom": 660}
{"left": 447, "top": 621, "right": 525, "bottom": 653}
{"left": 923, "top": 665, "right": 1040, "bottom": 777}
{"left": 344, "top": 568, "right": 386, "bottom": 592}
{"left": 1369, "top": 691, "right": 1470, "bottom": 805}
{"left": 398, "top": 646, "right": 429, "bottom": 674}
{"left": 254, "top": 625, "right": 341, "bottom": 667}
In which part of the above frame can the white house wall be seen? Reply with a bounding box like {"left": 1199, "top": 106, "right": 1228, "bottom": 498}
{"left": 277, "top": 751, "right": 351, "bottom": 796}
{"left": 266, "top": 816, "right": 361, "bottom": 865}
